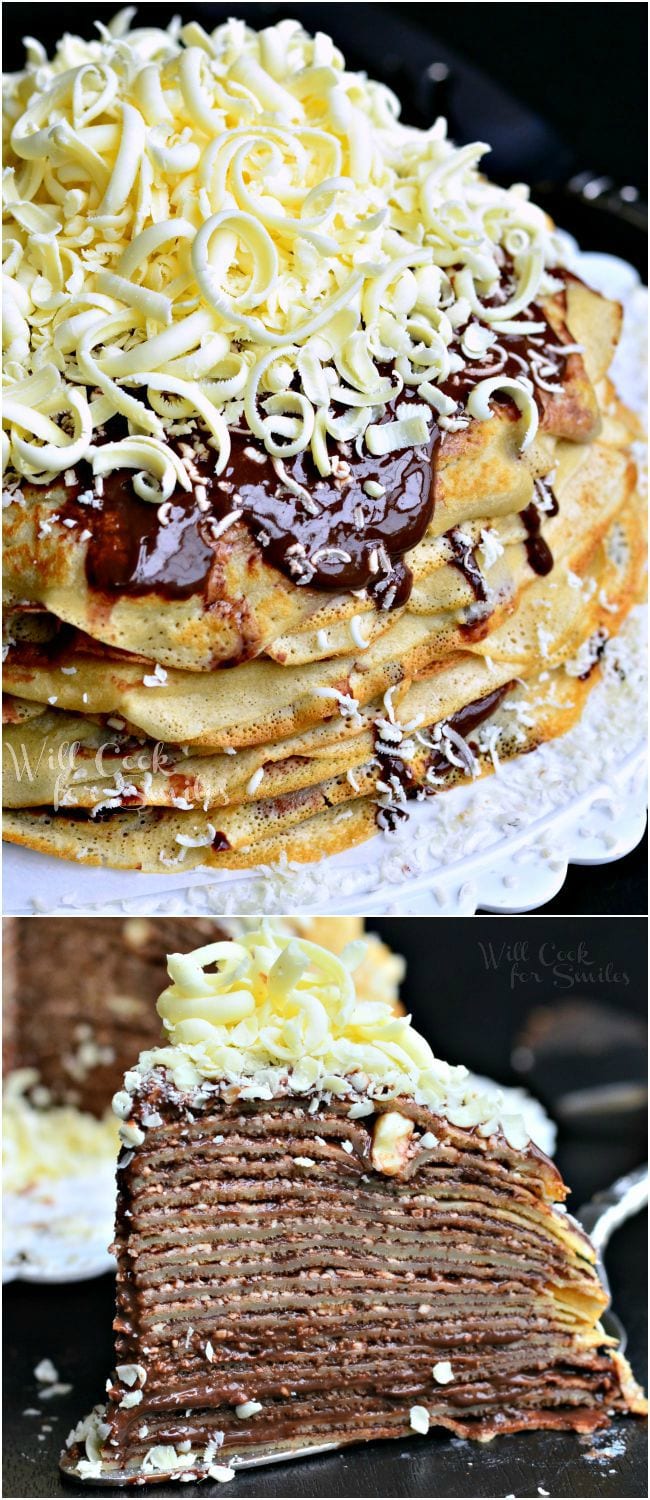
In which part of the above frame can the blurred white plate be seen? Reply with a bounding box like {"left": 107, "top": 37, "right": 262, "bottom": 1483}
{"left": 3, "top": 1163, "right": 117, "bottom": 1284}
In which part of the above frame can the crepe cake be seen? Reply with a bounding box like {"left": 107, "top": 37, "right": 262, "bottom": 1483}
{"left": 3, "top": 461, "right": 644, "bottom": 871}
{"left": 61, "top": 926, "right": 645, "bottom": 1483}
{"left": 2, "top": 15, "right": 645, "bottom": 872}
{"left": 2, "top": 917, "right": 229, "bottom": 1116}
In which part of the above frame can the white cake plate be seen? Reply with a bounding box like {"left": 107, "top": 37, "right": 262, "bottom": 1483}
{"left": 3, "top": 252, "right": 646, "bottom": 918}
{"left": 2, "top": 1163, "right": 117, "bottom": 1284}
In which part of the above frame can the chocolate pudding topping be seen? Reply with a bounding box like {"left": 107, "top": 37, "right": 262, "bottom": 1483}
{"left": 56, "top": 293, "right": 568, "bottom": 612}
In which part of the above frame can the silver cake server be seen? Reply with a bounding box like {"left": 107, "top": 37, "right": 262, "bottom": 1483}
{"left": 575, "top": 1163, "right": 648, "bottom": 1352}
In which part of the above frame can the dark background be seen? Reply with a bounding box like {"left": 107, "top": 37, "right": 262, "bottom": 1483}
{"left": 399, "top": 1, "right": 648, "bottom": 189}
{"left": 377, "top": 914, "right": 649, "bottom": 1238}
{"left": 3, "top": 916, "right": 647, "bottom": 1497}
{"left": 376, "top": 915, "right": 648, "bottom": 1202}
{"left": 2, "top": 1, "right": 647, "bottom": 266}
{"left": 2, "top": 0, "right": 647, "bottom": 189}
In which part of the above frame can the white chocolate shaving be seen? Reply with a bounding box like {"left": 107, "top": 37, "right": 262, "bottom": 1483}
{"left": 366, "top": 411, "right": 431, "bottom": 456}
{"left": 3, "top": 14, "right": 566, "bottom": 494}
{"left": 409, "top": 1405, "right": 430, "bottom": 1434}
{"left": 235, "top": 1400, "right": 263, "bottom": 1419}
{"left": 466, "top": 377, "right": 539, "bottom": 450}
{"left": 118, "top": 1390, "right": 143, "bottom": 1409}
{"left": 119, "top": 925, "right": 532, "bottom": 1145}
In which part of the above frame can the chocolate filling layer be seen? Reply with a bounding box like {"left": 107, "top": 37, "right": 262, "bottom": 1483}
{"left": 55, "top": 285, "right": 569, "bottom": 611}
{"left": 61, "top": 1081, "right": 641, "bottom": 1482}
{"left": 374, "top": 681, "right": 514, "bottom": 831}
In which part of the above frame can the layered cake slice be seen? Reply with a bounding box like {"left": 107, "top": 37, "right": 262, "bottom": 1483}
{"left": 63, "top": 927, "right": 645, "bottom": 1483}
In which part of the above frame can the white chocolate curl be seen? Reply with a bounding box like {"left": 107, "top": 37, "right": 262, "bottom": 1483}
{"left": 121, "top": 925, "right": 532, "bottom": 1148}
{"left": 3, "top": 14, "right": 563, "bottom": 493}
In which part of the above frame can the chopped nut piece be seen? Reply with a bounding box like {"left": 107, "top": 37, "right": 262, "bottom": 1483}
{"left": 409, "top": 1404, "right": 430, "bottom": 1434}
{"left": 371, "top": 1111, "right": 414, "bottom": 1175}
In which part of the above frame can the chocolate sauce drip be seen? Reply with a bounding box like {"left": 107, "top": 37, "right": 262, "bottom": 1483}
{"left": 374, "top": 743, "right": 417, "bottom": 832}
{"left": 520, "top": 505, "right": 554, "bottom": 576}
{"left": 60, "top": 380, "right": 436, "bottom": 610}
{"left": 448, "top": 527, "right": 488, "bottom": 601}
{"left": 367, "top": 558, "right": 413, "bottom": 610}
{"left": 211, "top": 830, "right": 231, "bottom": 851}
{"left": 55, "top": 271, "right": 571, "bottom": 612}
{"left": 439, "top": 300, "right": 569, "bottom": 411}
{"left": 426, "top": 683, "right": 514, "bottom": 771}
{"left": 520, "top": 481, "right": 559, "bottom": 576}
{"left": 222, "top": 386, "right": 436, "bottom": 604}
{"left": 82, "top": 493, "right": 217, "bottom": 600}
{"left": 374, "top": 681, "right": 513, "bottom": 831}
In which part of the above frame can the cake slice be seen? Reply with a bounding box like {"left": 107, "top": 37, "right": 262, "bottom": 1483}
{"left": 62, "top": 926, "right": 645, "bottom": 1483}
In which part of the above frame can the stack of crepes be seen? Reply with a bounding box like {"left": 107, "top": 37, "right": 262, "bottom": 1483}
{"left": 2, "top": 13, "right": 645, "bottom": 872}
{"left": 62, "top": 927, "right": 646, "bottom": 1483}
